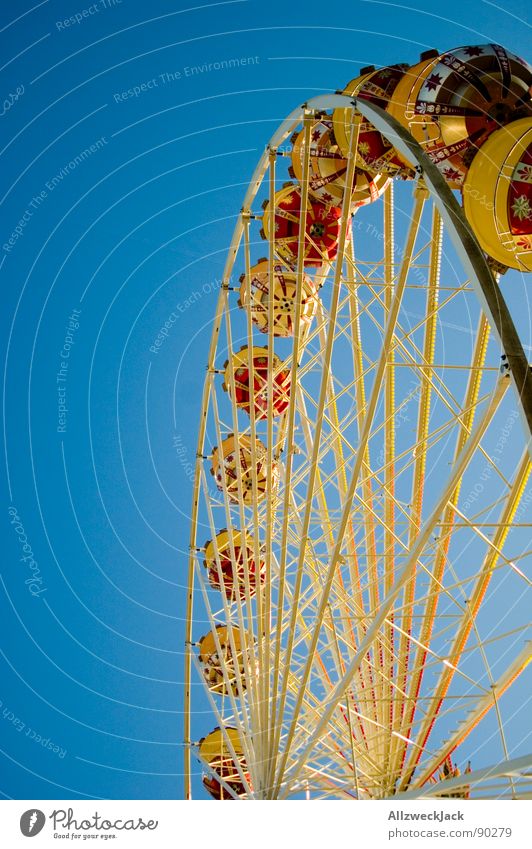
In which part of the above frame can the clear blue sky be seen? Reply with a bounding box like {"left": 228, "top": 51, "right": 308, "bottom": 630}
{"left": 1, "top": 0, "right": 530, "bottom": 800}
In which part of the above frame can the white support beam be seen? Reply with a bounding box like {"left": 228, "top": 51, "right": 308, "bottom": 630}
{"left": 280, "top": 377, "right": 509, "bottom": 794}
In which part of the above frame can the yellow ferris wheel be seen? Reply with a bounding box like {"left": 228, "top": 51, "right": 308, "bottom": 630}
{"left": 184, "top": 44, "right": 532, "bottom": 800}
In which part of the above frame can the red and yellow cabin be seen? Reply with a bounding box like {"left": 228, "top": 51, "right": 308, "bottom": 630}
{"left": 387, "top": 44, "right": 532, "bottom": 188}
{"left": 222, "top": 346, "right": 291, "bottom": 419}
{"left": 238, "top": 259, "right": 319, "bottom": 337}
{"left": 199, "top": 727, "right": 251, "bottom": 800}
{"left": 289, "top": 115, "right": 390, "bottom": 209}
{"left": 261, "top": 183, "right": 345, "bottom": 268}
{"left": 463, "top": 117, "right": 532, "bottom": 272}
{"left": 198, "top": 625, "right": 252, "bottom": 695}
{"left": 203, "top": 528, "right": 266, "bottom": 599}
{"left": 333, "top": 63, "right": 415, "bottom": 179}
{"left": 210, "top": 434, "right": 280, "bottom": 505}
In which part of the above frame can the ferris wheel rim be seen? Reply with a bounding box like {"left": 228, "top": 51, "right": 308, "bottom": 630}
{"left": 183, "top": 94, "right": 532, "bottom": 801}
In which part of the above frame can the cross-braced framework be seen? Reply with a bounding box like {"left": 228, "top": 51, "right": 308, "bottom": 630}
{"left": 184, "top": 98, "right": 532, "bottom": 800}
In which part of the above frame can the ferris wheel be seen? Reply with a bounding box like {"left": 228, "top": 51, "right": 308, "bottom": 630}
{"left": 183, "top": 45, "right": 532, "bottom": 800}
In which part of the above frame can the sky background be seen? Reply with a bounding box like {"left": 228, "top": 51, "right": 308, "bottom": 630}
{"left": 1, "top": 0, "right": 531, "bottom": 801}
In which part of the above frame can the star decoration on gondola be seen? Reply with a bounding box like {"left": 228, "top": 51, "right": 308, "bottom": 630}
{"left": 442, "top": 166, "right": 462, "bottom": 182}
{"left": 358, "top": 141, "right": 371, "bottom": 157}
{"left": 511, "top": 194, "right": 532, "bottom": 221}
{"left": 321, "top": 192, "right": 333, "bottom": 202}
{"left": 514, "top": 162, "right": 532, "bottom": 184}
{"left": 312, "top": 129, "right": 322, "bottom": 142}
{"left": 425, "top": 72, "right": 444, "bottom": 92}
{"left": 463, "top": 46, "right": 483, "bottom": 57}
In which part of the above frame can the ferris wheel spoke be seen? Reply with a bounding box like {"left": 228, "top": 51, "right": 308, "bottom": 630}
{"left": 405, "top": 629, "right": 530, "bottom": 786}
{"left": 274, "top": 680, "right": 376, "bottom": 779}
{"left": 360, "top": 277, "right": 482, "bottom": 428}
{"left": 341, "top": 279, "right": 387, "bottom": 738}
{"left": 273, "top": 190, "right": 433, "bottom": 790}
{"left": 449, "top": 509, "right": 532, "bottom": 582}
{"left": 280, "top": 377, "right": 509, "bottom": 792}
{"left": 270, "top": 115, "right": 363, "bottom": 795}
{"left": 379, "top": 182, "right": 399, "bottom": 775}
{"left": 292, "top": 391, "right": 369, "bottom": 668}
{"left": 284, "top": 503, "right": 358, "bottom": 693}
{"left": 408, "top": 642, "right": 532, "bottom": 791}
{"left": 291, "top": 572, "right": 380, "bottom": 738}
{"left": 403, "top": 454, "right": 531, "bottom": 779}
{"left": 306, "top": 321, "right": 379, "bottom": 651}
{"left": 393, "top": 312, "right": 491, "bottom": 752}
{"left": 268, "top": 115, "right": 318, "bottom": 787}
